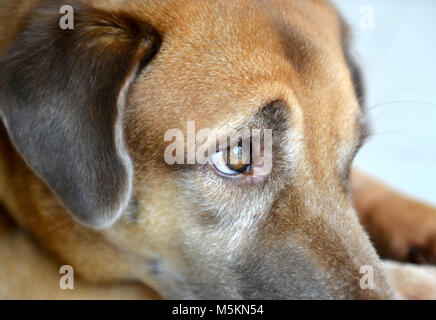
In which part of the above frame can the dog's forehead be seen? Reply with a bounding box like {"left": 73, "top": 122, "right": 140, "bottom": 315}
{"left": 127, "top": 0, "right": 346, "bottom": 127}
{"left": 143, "top": 0, "right": 343, "bottom": 60}
{"left": 139, "top": 0, "right": 341, "bottom": 36}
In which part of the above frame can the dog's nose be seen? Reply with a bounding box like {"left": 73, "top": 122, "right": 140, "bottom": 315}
{"left": 301, "top": 217, "right": 396, "bottom": 299}
{"left": 249, "top": 196, "right": 397, "bottom": 299}
{"left": 236, "top": 241, "right": 396, "bottom": 299}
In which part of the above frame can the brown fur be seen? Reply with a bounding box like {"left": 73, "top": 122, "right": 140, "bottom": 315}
{"left": 352, "top": 170, "right": 436, "bottom": 264}
{"left": 1, "top": 0, "right": 436, "bottom": 299}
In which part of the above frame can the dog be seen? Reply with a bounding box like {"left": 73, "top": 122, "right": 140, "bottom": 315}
{"left": 1, "top": 0, "right": 436, "bottom": 299}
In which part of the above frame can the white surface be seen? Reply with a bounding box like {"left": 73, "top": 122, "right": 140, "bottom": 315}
{"left": 333, "top": 0, "right": 436, "bottom": 205}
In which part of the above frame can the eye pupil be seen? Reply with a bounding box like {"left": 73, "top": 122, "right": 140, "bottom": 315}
{"left": 211, "top": 139, "right": 252, "bottom": 176}
{"left": 227, "top": 144, "right": 250, "bottom": 173}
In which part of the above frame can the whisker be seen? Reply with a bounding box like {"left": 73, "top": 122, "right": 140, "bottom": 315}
{"left": 369, "top": 100, "right": 436, "bottom": 111}
{"left": 372, "top": 88, "right": 419, "bottom": 105}
{"left": 368, "top": 131, "right": 407, "bottom": 138}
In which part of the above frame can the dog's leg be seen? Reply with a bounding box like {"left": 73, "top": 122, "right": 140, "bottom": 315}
{"left": 383, "top": 260, "right": 436, "bottom": 299}
{"left": 0, "top": 204, "right": 160, "bottom": 300}
{"left": 352, "top": 169, "right": 436, "bottom": 264}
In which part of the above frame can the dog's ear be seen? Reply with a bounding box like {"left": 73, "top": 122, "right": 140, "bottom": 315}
{"left": 0, "top": 1, "right": 160, "bottom": 228}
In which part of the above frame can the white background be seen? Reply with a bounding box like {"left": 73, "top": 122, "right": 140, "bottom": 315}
{"left": 333, "top": 0, "right": 436, "bottom": 205}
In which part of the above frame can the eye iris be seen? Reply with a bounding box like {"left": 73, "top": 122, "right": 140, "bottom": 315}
{"left": 227, "top": 145, "right": 250, "bottom": 173}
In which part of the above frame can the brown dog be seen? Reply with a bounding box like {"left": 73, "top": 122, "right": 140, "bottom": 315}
{"left": 1, "top": 0, "right": 436, "bottom": 299}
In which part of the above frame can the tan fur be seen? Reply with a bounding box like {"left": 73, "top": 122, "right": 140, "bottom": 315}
{"left": 0, "top": 0, "right": 38, "bottom": 54}
{"left": 0, "top": 207, "right": 159, "bottom": 299}
{"left": 383, "top": 261, "right": 436, "bottom": 300}
{"left": 1, "top": 0, "right": 436, "bottom": 299}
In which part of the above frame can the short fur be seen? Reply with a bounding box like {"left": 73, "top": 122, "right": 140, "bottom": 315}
{"left": 1, "top": 0, "right": 436, "bottom": 299}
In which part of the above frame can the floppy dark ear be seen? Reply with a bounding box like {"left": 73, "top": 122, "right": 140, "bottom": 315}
{"left": 0, "top": 1, "right": 160, "bottom": 228}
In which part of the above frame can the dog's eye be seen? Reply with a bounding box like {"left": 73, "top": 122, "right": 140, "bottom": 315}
{"left": 210, "top": 141, "right": 251, "bottom": 176}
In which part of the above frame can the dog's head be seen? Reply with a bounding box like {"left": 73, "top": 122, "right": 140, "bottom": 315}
{"left": 0, "top": 0, "right": 395, "bottom": 299}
